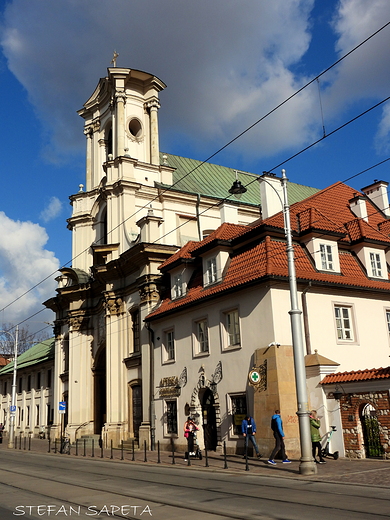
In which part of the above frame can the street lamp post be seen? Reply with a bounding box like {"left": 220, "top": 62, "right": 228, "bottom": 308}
{"left": 228, "top": 169, "right": 316, "bottom": 475}
{"left": 0, "top": 326, "right": 19, "bottom": 449}
{"left": 280, "top": 170, "right": 316, "bottom": 475}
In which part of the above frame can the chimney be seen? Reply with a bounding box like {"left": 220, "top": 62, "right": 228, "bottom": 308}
{"left": 259, "top": 172, "right": 283, "bottom": 219}
{"left": 136, "top": 208, "right": 163, "bottom": 243}
{"left": 361, "top": 180, "right": 390, "bottom": 217}
{"left": 219, "top": 202, "right": 238, "bottom": 224}
{"left": 349, "top": 194, "right": 368, "bottom": 222}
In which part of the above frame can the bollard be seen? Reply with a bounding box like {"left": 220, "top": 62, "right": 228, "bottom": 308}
{"left": 92, "top": 439, "right": 94, "bottom": 458}
{"left": 171, "top": 444, "right": 175, "bottom": 465}
{"left": 110, "top": 439, "right": 113, "bottom": 459}
{"left": 205, "top": 447, "right": 209, "bottom": 468}
{"left": 223, "top": 441, "right": 228, "bottom": 469}
{"left": 19, "top": 433, "right": 22, "bottom": 450}
{"left": 131, "top": 440, "right": 135, "bottom": 462}
{"left": 121, "top": 440, "right": 124, "bottom": 461}
{"left": 28, "top": 434, "right": 31, "bottom": 451}
{"left": 157, "top": 441, "right": 161, "bottom": 464}
{"left": 83, "top": 439, "right": 86, "bottom": 457}
{"left": 48, "top": 437, "right": 51, "bottom": 454}
{"left": 100, "top": 438, "right": 104, "bottom": 459}
{"left": 144, "top": 440, "right": 147, "bottom": 462}
{"left": 76, "top": 439, "right": 78, "bottom": 456}
{"left": 23, "top": 435, "right": 26, "bottom": 450}
{"left": 245, "top": 450, "right": 249, "bottom": 472}
{"left": 54, "top": 438, "right": 57, "bottom": 454}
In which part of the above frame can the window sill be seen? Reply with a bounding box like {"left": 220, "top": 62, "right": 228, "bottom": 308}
{"left": 222, "top": 344, "right": 242, "bottom": 352}
{"left": 162, "top": 359, "right": 176, "bottom": 365}
{"left": 193, "top": 351, "right": 210, "bottom": 359}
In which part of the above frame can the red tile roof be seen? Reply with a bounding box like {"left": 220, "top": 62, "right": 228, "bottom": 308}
{"left": 247, "top": 182, "right": 389, "bottom": 243}
{"left": 147, "top": 182, "right": 390, "bottom": 320}
{"left": 148, "top": 237, "right": 390, "bottom": 320}
{"left": 321, "top": 367, "right": 390, "bottom": 384}
{"left": 159, "top": 240, "right": 198, "bottom": 270}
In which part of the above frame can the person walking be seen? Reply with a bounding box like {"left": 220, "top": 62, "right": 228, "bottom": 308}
{"left": 310, "top": 410, "right": 326, "bottom": 464}
{"left": 268, "top": 409, "right": 291, "bottom": 465}
{"left": 241, "top": 415, "right": 261, "bottom": 458}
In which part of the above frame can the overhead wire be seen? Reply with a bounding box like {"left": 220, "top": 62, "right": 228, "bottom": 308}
{"left": 1, "top": 20, "right": 390, "bottom": 326}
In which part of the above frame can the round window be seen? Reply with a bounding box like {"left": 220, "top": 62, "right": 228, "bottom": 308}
{"left": 129, "top": 118, "right": 142, "bottom": 138}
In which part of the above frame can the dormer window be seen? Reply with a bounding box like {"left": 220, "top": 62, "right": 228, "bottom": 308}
{"left": 320, "top": 244, "right": 333, "bottom": 270}
{"left": 303, "top": 238, "right": 340, "bottom": 273}
{"left": 206, "top": 257, "right": 218, "bottom": 285}
{"left": 370, "top": 252, "right": 382, "bottom": 277}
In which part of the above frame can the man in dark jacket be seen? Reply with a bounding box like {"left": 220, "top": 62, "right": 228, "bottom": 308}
{"left": 268, "top": 409, "right": 291, "bottom": 465}
{"left": 241, "top": 415, "right": 261, "bottom": 458}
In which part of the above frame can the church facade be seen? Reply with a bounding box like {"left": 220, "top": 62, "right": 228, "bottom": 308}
{"left": 43, "top": 66, "right": 269, "bottom": 447}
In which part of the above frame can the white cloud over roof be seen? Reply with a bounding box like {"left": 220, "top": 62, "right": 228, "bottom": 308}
{"left": 1, "top": 0, "right": 389, "bottom": 163}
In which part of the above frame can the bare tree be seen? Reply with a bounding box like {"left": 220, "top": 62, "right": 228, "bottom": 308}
{"left": 0, "top": 324, "right": 51, "bottom": 357}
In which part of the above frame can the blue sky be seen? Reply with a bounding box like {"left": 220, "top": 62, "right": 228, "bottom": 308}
{"left": 0, "top": 0, "right": 390, "bottom": 331}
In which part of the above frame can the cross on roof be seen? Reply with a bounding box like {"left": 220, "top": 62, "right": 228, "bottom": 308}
{"left": 111, "top": 50, "right": 119, "bottom": 67}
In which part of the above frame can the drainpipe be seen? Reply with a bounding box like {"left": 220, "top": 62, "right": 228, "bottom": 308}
{"left": 301, "top": 282, "right": 312, "bottom": 355}
{"left": 196, "top": 194, "right": 202, "bottom": 240}
{"left": 145, "top": 322, "right": 155, "bottom": 451}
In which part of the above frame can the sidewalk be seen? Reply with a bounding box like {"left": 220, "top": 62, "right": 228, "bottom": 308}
{"left": 1, "top": 437, "right": 390, "bottom": 488}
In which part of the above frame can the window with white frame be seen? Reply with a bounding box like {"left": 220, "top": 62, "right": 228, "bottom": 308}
{"left": 173, "top": 273, "right": 183, "bottom": 299}
{"left": 370, "top": 252, "right": 382, "bottom": 277}
{"left": 225, "top": 309, "right": 241, "bottom": 348}
{"left": 165, "top": 399, "right": 178, "bottom": 435}
{"left": 206, "top": 257, "right": 218, "bottom": 285}
{"left": 334, "top": 305, "right": 354, "bottom": 341}
{"left": 164, "top": 329, "right": 175, "bottom": 362}
{"left": 386, "top": 310, "right": 390, "bottom": 334}
{"left": 230, "top": 394, "right": 247, "bottom": 435}
{"left": 195, "top": 319, "right": 209, "bottom": 354}
{"left": 320, "top": 244, "right": 334, "bottom": 270}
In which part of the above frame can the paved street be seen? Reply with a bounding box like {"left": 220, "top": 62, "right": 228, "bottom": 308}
{"left": 0, "top": 440, "right": 389, "bottom": 520}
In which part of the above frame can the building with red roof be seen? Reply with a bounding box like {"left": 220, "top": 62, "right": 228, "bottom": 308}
{"left": 146, "top": 174, "right": 390, "bottom": 459}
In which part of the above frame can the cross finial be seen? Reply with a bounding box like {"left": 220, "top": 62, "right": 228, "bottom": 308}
{"left": 111, "top": 50, "right": 119, "bottom": 67}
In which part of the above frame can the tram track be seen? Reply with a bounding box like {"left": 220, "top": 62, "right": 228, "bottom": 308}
{"left": 0, "top": 450, "right": 389, "bottom": 520}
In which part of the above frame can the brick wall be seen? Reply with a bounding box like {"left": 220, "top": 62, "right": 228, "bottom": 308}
{"left": 339, "top": 392, "right": 390, "bottom": 459}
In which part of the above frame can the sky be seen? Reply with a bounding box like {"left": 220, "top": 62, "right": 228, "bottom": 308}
{"left": 0, "top": 0, "right": 390, "bottom": 334}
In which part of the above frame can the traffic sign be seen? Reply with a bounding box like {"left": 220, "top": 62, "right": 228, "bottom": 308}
{"left": 59, "top": 401, "right": 66, "bottom": 414}
{"left": 10, "top": 405, "right": 16, "bottom": 412}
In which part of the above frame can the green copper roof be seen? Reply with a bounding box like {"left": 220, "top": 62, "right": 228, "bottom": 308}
{"left": 0, "top": 338, "right": 55, "bottom": 375}
{"left": 160, "top": 153, "right": 319, "bottom": 206}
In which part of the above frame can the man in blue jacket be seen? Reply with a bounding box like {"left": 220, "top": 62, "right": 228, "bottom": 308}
{"left": 241, "top": 415, "right": 261, "bottom": 458}
{"left": 268, "top": 409, "right": 291, "bottom": 465}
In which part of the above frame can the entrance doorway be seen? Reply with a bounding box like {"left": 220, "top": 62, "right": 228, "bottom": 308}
{"left": 361, "top": 403, "right": 383, "bottom": 458}
{"left": 201, "top": 388, "right": 218, "bottom": 451}
{"left": 128, "top": 383, "right": 142, "bottom": 441}
{"left": 93, "top": 347, "right": 106, "bottom": 435}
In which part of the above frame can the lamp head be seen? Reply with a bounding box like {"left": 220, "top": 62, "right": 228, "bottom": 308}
{"left": 228, "top": 180, "right": 247, "bottom": 199}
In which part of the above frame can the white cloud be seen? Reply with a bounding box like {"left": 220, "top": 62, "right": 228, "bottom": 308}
{"left": 39, "top": 196, "right": 62, "bottom": 223}
{"left": 0, "top": 0, "right": 316, "bottom": 161}
{"left": 0, "top": 212, "right": 59, "bottom": 328}
{"left": 1, "top": 0, "right": 390, "bottom": 166}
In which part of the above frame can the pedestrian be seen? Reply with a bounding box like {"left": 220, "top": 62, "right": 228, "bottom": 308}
{"left": 183, "top": 416, "right": 198, "bottom": 460}
{"left": 310, "top": 410, "right": 326, "bottom": 464}
{"left": 241, "top": 415, "right": 261, "bottom": 458}
{"left": 268, "top": 409, "right": 291, "bottom": 465}
{"left": 0, "top": 423, "right": 4, "bottom": 444}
